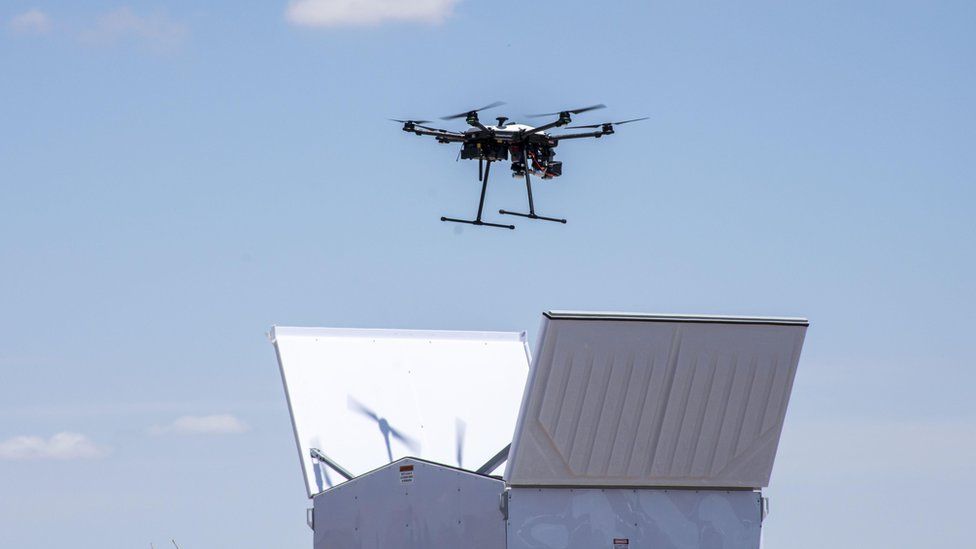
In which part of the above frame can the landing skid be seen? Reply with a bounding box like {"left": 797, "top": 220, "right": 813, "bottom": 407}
{"left": 440, "top": 158, "right": 516, "bottom": 230}
{"left": 498, "top": 210, "right": 566, "bottom": 224}
{"left": 441, "top": 216, "right": 515, "bottom": 229}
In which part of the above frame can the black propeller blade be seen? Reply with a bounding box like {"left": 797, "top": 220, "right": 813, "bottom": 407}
{"left": 527, "top": 104, "right": 606, "bottom": 118}
{"left": 565, "top": 116, "right": 649, "bottom": 129}
{"left": 441, "top": 101, "right": 505, "bottom": 120}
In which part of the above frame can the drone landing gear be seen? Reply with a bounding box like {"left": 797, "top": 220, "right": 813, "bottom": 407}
{"left": 440, "top": 159, "right": 515, "bottom": 230}
{"left": 499, "top": 151, "right": 567, "bottom": 224}
{"left": 498, "top": 210, "right": 567, "bottom": 223}
{"left": 440, "top": 216, "right": 514, "bottom": 229}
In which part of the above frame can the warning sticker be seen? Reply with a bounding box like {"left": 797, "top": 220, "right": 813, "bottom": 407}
{"left": 613, "top": 538, "right": 629, "bottom": 549}
{"left": 399, "top": 464, "right": 414, "bottom": 483}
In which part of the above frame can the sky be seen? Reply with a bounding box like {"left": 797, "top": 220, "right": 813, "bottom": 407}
{"left": 0, "top": 1, "right": 974, "bottom": 547}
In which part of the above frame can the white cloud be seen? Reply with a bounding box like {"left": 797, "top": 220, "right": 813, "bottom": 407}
{"left": 285, "top": 0, "right": 460, "bottom": 27}
{"left": 150, "top": 414, "right": 250, "bottom": 436}
{"left": 8, "top": 9, "right": 51, "bottom": 34}
{"left": 0, "top": 432, "right": 110, "bottom": 460}
{"left": 81, "top": 7, "right": 187, "bottom": 52}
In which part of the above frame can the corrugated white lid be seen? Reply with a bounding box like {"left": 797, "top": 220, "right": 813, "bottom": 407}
{"left": 505, "top": 312, "right": 807, "bottom": 488}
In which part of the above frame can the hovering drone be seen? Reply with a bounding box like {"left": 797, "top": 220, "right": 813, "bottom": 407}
{"left": 393, "top": 102, "right": 647, "bottom": 229}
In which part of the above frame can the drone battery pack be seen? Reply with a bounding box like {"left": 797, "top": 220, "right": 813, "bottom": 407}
{"left": 462, "top": 141, "right": 509, "bottom": 162}
{"left": 461, "top": 142, "right": 480, "bottom": 160}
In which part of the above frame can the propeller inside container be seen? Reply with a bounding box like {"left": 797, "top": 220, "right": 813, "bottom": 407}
{"left": 348, "top": 396, "right": 421, "bottom": 462}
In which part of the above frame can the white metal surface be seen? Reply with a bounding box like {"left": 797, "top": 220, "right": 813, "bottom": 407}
{"left": 271, "top": 326, "right": 530, "bottom": 497}
{"left": 312, "top": 458, "right": 506, "bottom": 549}
{"left": 505, "top": 312, "right": 807, "bottom": 488}
{"left": 506, "top": 487, "right": 762, "bottom": 549}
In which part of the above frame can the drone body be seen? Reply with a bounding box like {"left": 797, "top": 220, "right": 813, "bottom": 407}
{"left": 393, "top": 102, "right": 646, "bottom": 229}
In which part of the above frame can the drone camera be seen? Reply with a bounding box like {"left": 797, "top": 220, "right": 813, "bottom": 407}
{"left": 511, "top": 162, "right": 526, "bottom": 177}
{"left": 546, "top": 161, "right": 563, "bottom": 177}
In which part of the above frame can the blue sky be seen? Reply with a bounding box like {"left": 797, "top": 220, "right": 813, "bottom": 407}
{"left": 1, "top": 1, "right": 974, "bottom": 547}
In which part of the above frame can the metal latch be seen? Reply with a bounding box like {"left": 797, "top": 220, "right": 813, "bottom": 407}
{"left": 499, "top": 489, "right": 510, "bottom": 521}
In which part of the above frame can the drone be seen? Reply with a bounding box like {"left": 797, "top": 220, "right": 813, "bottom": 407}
{"left": 393, "top": 102, "right": 647, "bottom": 229}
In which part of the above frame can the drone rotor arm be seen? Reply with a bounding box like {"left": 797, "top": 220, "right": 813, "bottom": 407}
{"left": 550, "top": 130, "right": 609, "bottom": 141}
{"left": 408, "top": 126, "right": 468, "bottom": 142}
{"left": 521, "top": 105, "right": 608, "bottom": 136}
{"left": 521, "top": 118, "right": 565, "bottom": 137}
{"left": 412, "top": 123, "right": 454, "bottom": 132}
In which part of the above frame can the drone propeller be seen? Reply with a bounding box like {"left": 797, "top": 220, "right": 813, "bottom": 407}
{"left": 441, "top": 101, "right": 505, "bottom": 120}
{"left": 527, "top": 104, "right": 606, "bottom": 118}
{"left": 389, "top": 118, "right": 432, "bottom": 125}
{"left": 566, "top": 116, "right": 649, "bottom": 129}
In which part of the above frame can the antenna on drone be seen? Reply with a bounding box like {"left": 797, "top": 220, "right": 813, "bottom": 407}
{"left": 171, "top": 540, "right": 182, "bottom": 549}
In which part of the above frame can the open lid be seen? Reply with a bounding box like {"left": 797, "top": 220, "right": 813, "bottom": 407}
{"left": 505, "top": 311, "right": 808, "bottom": 488}
{"left": 271, "top": 326, "right": 530, "bottom": 498}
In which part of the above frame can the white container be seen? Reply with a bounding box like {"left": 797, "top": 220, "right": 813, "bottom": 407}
{"left": 506, "top": 487, "right": 763, "bottom": 549}
{"left": 312, "top": 458, "right": 507, "bottom": 549}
